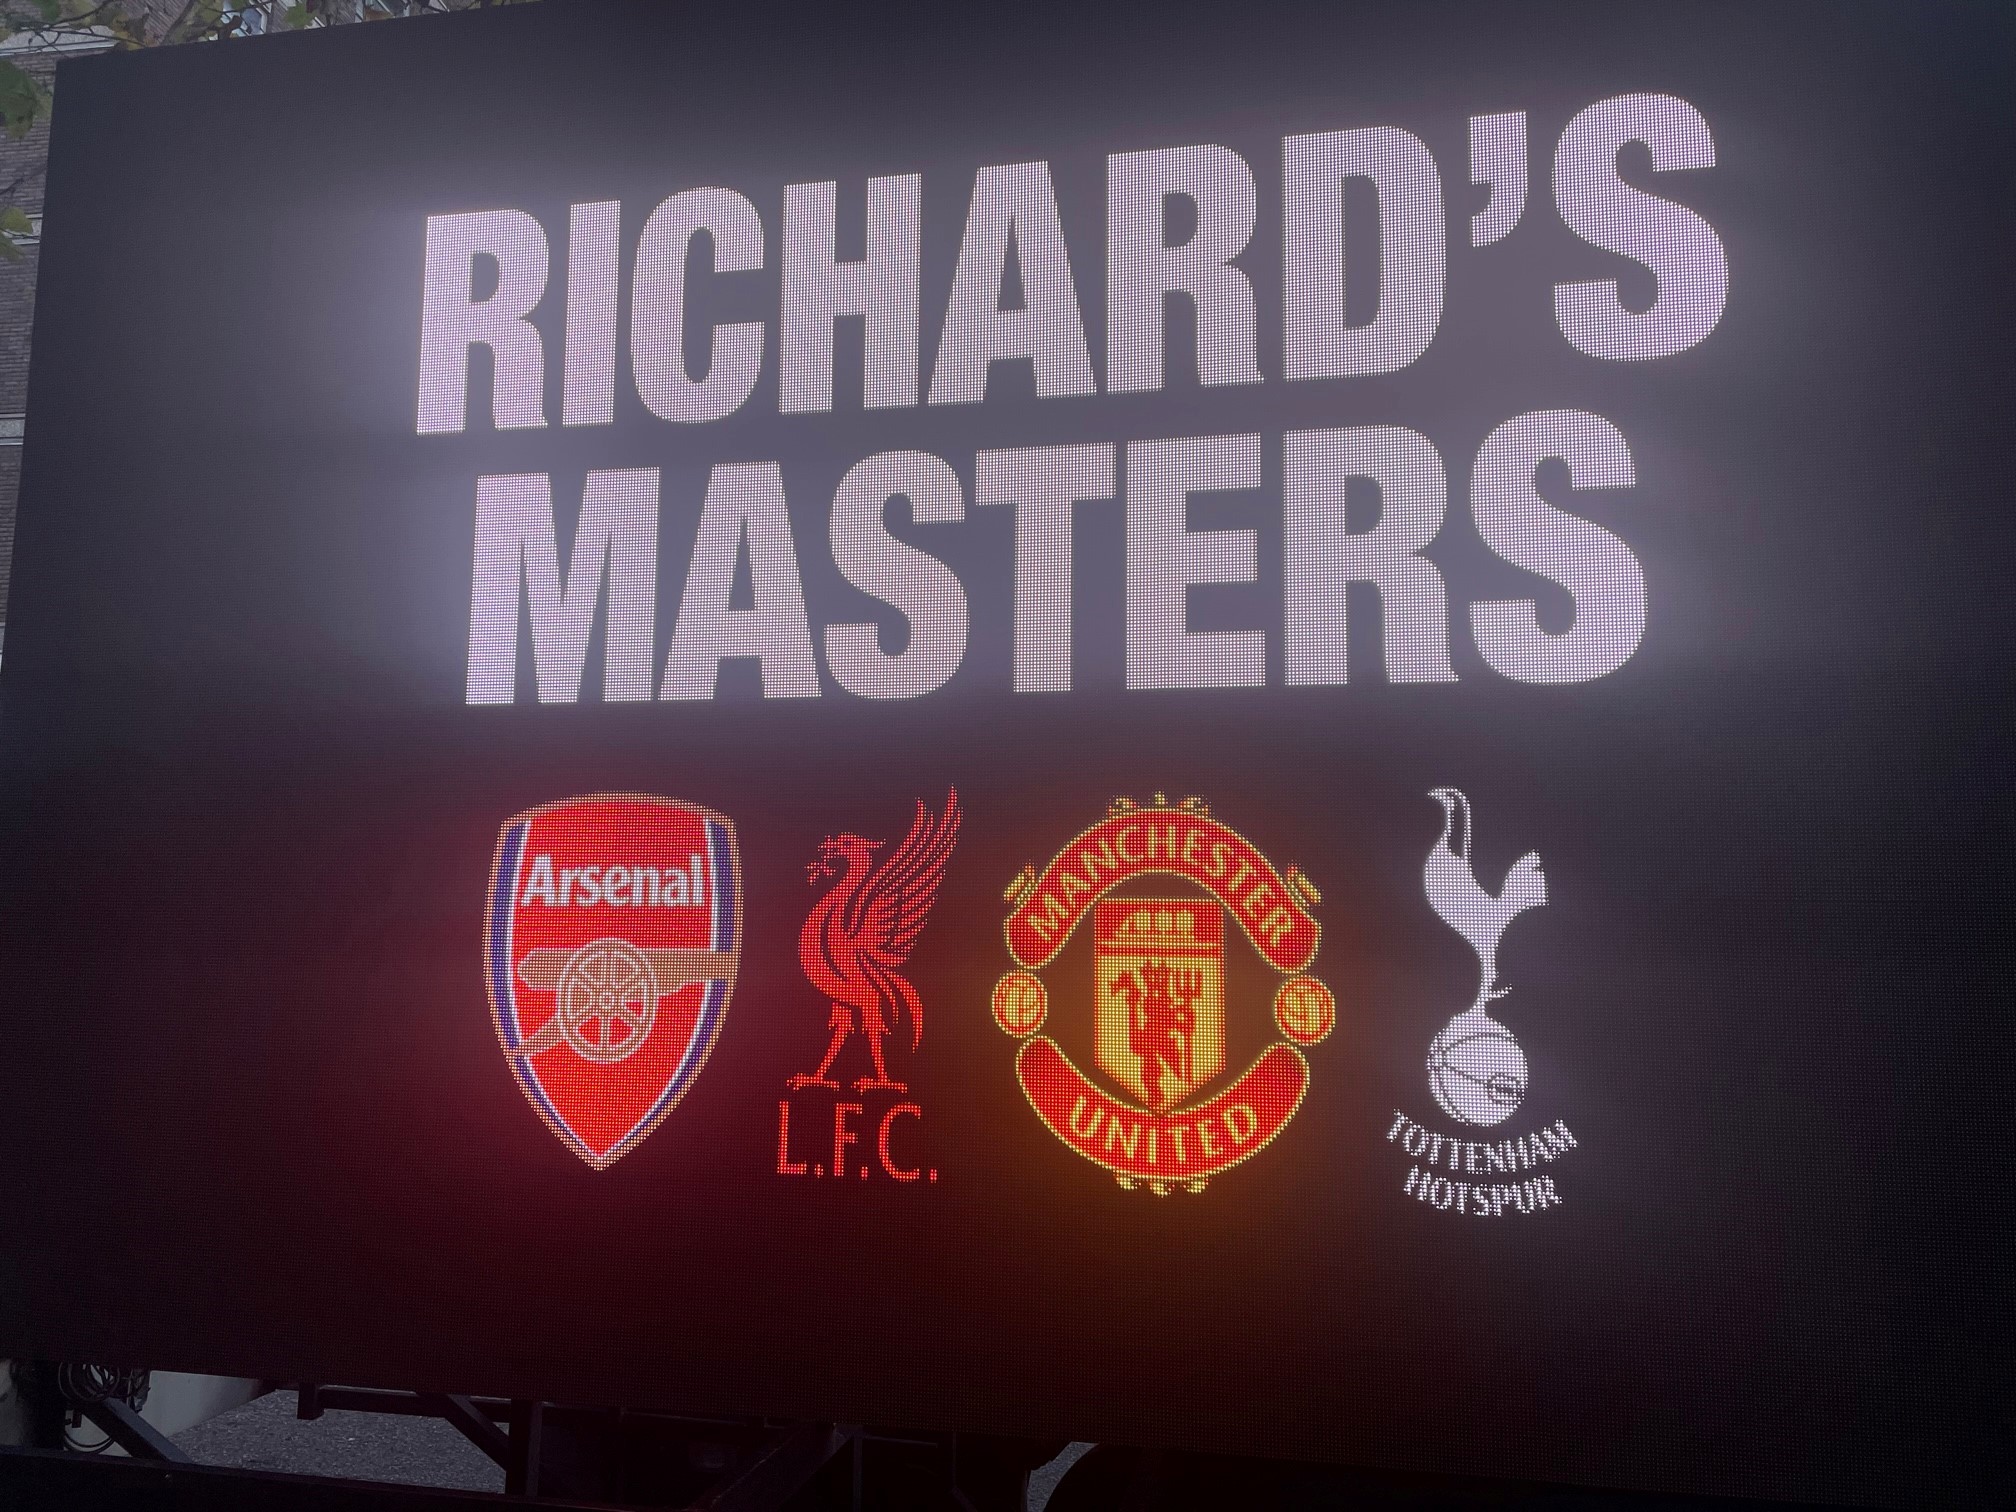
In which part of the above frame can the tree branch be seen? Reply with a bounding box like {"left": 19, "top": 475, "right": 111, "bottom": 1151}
{"left": 0, "top": 159, "right": 46, "bottom": 206}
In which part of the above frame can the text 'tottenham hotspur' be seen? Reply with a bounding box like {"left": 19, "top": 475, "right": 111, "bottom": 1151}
{"left": 418, "top": 96, "right": 1727, "bottom": 705}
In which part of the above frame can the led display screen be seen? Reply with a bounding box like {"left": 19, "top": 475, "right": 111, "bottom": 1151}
{"left": 0, "top": 1, "right": 2004, "bottom": 1504}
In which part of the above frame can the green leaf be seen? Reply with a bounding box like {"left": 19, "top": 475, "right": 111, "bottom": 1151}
{"left": 33, "top": 0, "right": 59, "bottom": 23}
{"left": 0, "top": 203, "right": 30, "bottom": 260}
{"left": 284, "top": 3, "right": 309, "bottom": 27}
{"left": 0, "top": 59, "right": 49, "bottom": 141}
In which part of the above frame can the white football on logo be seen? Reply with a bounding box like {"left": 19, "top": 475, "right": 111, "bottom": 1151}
{"left": 1427, "top": 1017, "right": 1529, "bottom": 1128}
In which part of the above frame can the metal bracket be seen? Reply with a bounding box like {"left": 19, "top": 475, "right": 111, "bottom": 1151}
{"left": 74, "top": 1396, "right": 192, "bottom": 1464}
{"left": 505, "top": 1399, "right": 543, "bottom": 1498}
{"left": 688, "top": 1421, "right": 858, "bottom": 1512}
{"left": 295, "top": 1385, "right": 546, "bottom": 1494}
{"left": 423, "top": 1393, "right": 513, "bottom": 1470}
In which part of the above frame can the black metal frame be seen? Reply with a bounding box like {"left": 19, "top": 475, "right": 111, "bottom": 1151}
{"left": 4, "top": 1365, "right": 1861, "bottom": 1512}
{"left": 295, "top": 1388, "right": 544, "bottom": 1496}
{"left": 5, "top": 1365, "right": 916, "bottom": 1509}
{"left": 281, "top": 1384, "right": 1059, "bottom": 1509}
{"left": 290, "top": 1385, "right": 876, "bottom": 1508}
{"left": 2, "top": 1425, "right": 1868, "bottom": 1512}
{"left": 0, "top": 1444, "right": 624, "bottom": 1510}
{"left": 74, "top": 1396, "right": 194, "bottom": 1466}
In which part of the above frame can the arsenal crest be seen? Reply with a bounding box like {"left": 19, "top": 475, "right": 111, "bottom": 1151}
{"left": 485, "top": 795, "right": 741, "bottom": 1169}
{"left": 993, "top": 795, "right": 1335, "bottom": 1196}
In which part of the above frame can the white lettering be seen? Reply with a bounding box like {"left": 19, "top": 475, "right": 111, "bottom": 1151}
{"left": 631, "top": 187, "right": 766, "bottom": 424}
{"left": 465, "top": 469, "right": 659, "bottom": 705}
{"left": 1468, "top": 111, "right": 1527, "bottom": 247}
{"left": 930, "top": 161, "right": 1096, "bottom": 405}
{"left": 560, "top": 200, "right": 620, "bottom": 426}
{"left": 1471, "top": 409, "right": 1644, "bottom": 683}
{"left": 1283, "top": 126, "right": 1445, "bottom": 379}
{"left": 1284, "top": 425, "right": 1456, "bottom": 684}
{"left": 1125, "top": 433, "right": 1264, "bottom": 689}
{"left": 973, "top": 443, "right": 1117, "bottom": 693}
{"left": 1106, "top": 145, "right": 1261, "bottom": 393}
{"left": 520, "top": 854, "right": 557, "bottom": 907}
{"left": 417, "top": 209, "right": 548, "bottom": 434}
{"left": 662, "top": 463, "right": 822, "bottom": 699}
{"left": 1554, "top": 93, "right": 1728, "bottom": 361}
{"left": 825, "top": 450, "right": 969, "bottom": 699}
{"left": 516, "top": 855, "right": 703, "bottom": 907}
{"left": 780, "top": 175, "right": 921, "bottom": 413}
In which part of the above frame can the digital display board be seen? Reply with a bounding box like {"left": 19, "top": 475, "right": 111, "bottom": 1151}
{"left": 0, "top": 2, "right": 2004, "bottom": 1504}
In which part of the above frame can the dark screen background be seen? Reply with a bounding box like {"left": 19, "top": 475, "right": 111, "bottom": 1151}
{"left": 0, "top": 1, "right": 2007, "bottom": 1505}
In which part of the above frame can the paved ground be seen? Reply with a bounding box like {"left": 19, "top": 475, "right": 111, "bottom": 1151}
{"left": 174, "top": 1392, "right": 1092, "bottom": 1507}
{"left": 175, "top": 1391, "right": 502, "bottom": 1493}
{"left": 1029, "top": 1443, "right": 1093, "bottom": 1508}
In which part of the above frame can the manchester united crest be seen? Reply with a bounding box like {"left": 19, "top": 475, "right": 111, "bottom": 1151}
{"left": 992, "top": 795, "right": 1335, "bottom": 1195}
{"left": 485, "top": 795, "right": 741, "bottom": 1169}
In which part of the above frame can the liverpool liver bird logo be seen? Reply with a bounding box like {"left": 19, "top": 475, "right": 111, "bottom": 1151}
{"left": 788, "top": 790, "right": 962, "bottom": 1093}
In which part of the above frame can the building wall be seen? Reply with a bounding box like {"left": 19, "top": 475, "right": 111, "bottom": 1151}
{"left": 0, "top": 5, "right": 260, "bottom": 1434}
{"left": 0, "top": 46, "right": 56, "bottom": 626}
{"left": 0, "top": 0, "right": 190, "bottom": 626}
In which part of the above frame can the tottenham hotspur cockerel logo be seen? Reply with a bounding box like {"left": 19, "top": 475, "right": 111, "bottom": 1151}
{"left": 1385, "top": 787, "right": 1580, "bottom": 1219}
{"left": 1422, "top": 786, "right": 1546, "bottom": 1126}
